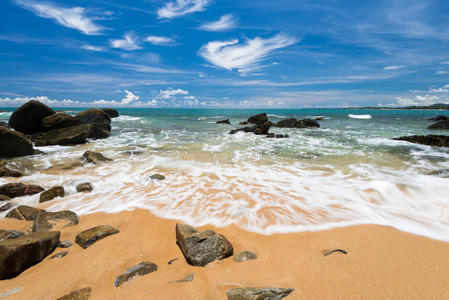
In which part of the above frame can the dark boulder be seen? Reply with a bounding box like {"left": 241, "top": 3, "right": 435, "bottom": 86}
{"left": 33, "top": 124, "right": 89, "bottom": 146}
{"left": 0, "top": 194, "right": 11, "bottom": 201}
{"left": 82, "top": 151, "right": 112, "bottom": 164}
{"left": 239, "top": 121, "right": 249, "bottom": 125}
{"left": 6, "top": 205, "right": 44, "bottom": 221}
{"left": 39, "top": 186, "right": 65, "bottom": 203}
{"left": 75, "top": 225, "right": 119, "bottom": 249}
{"left": 103, "top": 108, "right": 119, "bottom": 118}
{"left": 0, "top": 183, "right": 44, "bottom": 198}
{"left": 0, "top": 202, "right": 13, "bottom": 212}
{"left": 0, "top": 231, "right": 60, "bottom": 279}
{"left": 115, "top": 261, "right": 158, "bottom": 287}
{"left": 216, "top": 119, "right": 231, "bottom": 124}
{"left": 229, "top": 121, "right": 272, "bottom": 136}
{"left": 42, "top": 113, "right": 82, "bottom": 131}
{"left": 176, "top": 223, "right": 233, "bottom": 267}
{"left": 426, "top": 115, "right": 449, "bottom": 121}
{"left": 233, "top": 251, "right": 258, "bottom": 262}
{"left": 276, "top": 118, "right": 297, "bottom": 128}
{"left": 296, "top": 119, "right": 320, "bottom": 128}
{"left": 0, "top": 121, "right": 9, "bottom": 128}
{"left": 226, "top": 287, "right": 295, "bottom": 300}
{"left": 248, "top": 113, "right": 268, "bottom": 125}
{"left": 76, "top": 109, "right": 111, "bottom": 139}
{"left": 0, "top": 127, "right": 34, "bottom": 158}
{"left": 33, "top": 210, "right": 79, "bottom": 232}
{"left": 56, "top": 287, "right": 92, "bottom": 300}
{"left": 394, "top": 135, "right": 449, "bottom": 148}
{"left": 150, "top": 174, "right": 165, "bottom": 181}
{"left": 76, "top": 182, "right": 93, "bottom": 193}
{"left": 8, "top": 100, "right": 55, "bottom": 134}
{"left": 0, "top": 230, "right": 24, "bottom": 242}
{"left": 428, "top": 120, "right": 449, "bottom": 130}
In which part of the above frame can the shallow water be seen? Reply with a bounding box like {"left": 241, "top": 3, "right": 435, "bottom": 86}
{"left": 1, "top": 108, "right": 449, "bottom": 240}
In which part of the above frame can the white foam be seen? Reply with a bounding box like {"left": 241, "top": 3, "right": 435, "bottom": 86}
{"left": 348, "top": 114, "right": 372, "bottom": 119}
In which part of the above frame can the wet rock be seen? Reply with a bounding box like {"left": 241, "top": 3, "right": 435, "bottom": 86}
{"left": 0, "top": 162, "right": 23, "bottom": 177}
{"left": 0, "top": 202, "right": 13, "bottom": 212}
{"left": 248, "top": 113, "right": 268, "bottom": 125}
{"left": 115, "top": 261, "right": 158, "bottom": 287}
{"left": 42, "top": 113, "right": 82, "bottom": 131}
{"left": 239, "top": 121, "right": 249, "bottom": 125}
{"left": 428, "top": 120, "right": 449, "bottom": 130}
{"left": 8, "top": 100, "right": 55, "bottom": 135}
{"left": 0, "top": 121, "right": 9, "bottom": 128}
{"left": 233, "top": 251, "right": 258, "bottom": 262}
{"left": 56, "top": 287, "right": 92, "bottom": 300}
{"left": 168, "top": 258, "right": 178, "bottom": 265}
{"left": 76, "top": 109, "right": 111, "bottom": 139}
{"left": 226, "top": 288, "right": 295, "bottom": 300}
{"left": 394, "top": 135, "right": 449, "bottom": 148}
{"left": 276, "top": 118, "right": 297, "bottom": 128}
{"left": 229, "top": 121, "right": 272, "bottom": 136}
{"left": 82, "top": 151, "right": 112, "bottom": 164}
{"left": 276, "top": 134, "right": 289, "bottom": 138}
{"left": 33, "top": 210, "right": 79, "bottom": 232}
{"left": 176, "top": 223, "right": 233, "bottom": 266}
{"left": 76, "top": 108, "right": 111, "bottom": 124}
{"left": 103, "top": 108, "right": 119, "bottom": 118}
{"left": 86, "top": 121, "right": 111, "bottom": 139}
{"left": 216, "top": 119, "right": 231, "bottom": 124}
{"left": 426, "top": 115, "right": 449, "bottom": 121}
{"left": 58, "top": 240, "right": 73, "bottom": 248}
{"left": 75, "top": 225, "right": 119, "bottom": 249}
{"left": 0, "top": 127, "right": 34, "bottom": 158}
{"left": 0, "top": 183, "right": 44, "bottom": 198}
{"left": 0, "top": 231, "right": 60, "bottom": 279}
{"left": 0, "top": 194, "right": 11, "bottom": 201}
{"left": 33, "top": 124, "right": 89, "bottom": 146}
{"left": 39, "top": 186, "right": 65, "bottom": 203}
{"left": 321, "top": 249, "right": 348, "bottom": 256}
{"left": 76, "top": 183, "right": 93, "bottom": 193}
{"left": 0, "top": 230, "right": 24, "bottom": 242}
{"left": 150, "top": 174, "right": 165, "bottom": 180}
{"left": 6, "top": 205, "right": 44, "bottom": 221}
{"left": 170, "top": 273, "right": 194, "bottom": 283}
{"left": 50, "top": 251, "right": 68, "bottom": 259}
{"left": 296, "top": 119, "right": 320, "bottom": 128}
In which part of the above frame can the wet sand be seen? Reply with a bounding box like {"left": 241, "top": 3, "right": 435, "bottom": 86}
{"left": 1, "top": 209, "right": 449, "bottom": 299}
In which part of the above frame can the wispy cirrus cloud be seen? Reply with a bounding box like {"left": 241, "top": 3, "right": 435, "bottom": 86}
{"left": 13, "top": 0, "right": 104, "bottom": 35}
{"left": 159, "top": 88, "right": 189, "bottom": 98}
{"left": 157, "top": 0, "right": 210, "bottom": 19}
{"left": 199, "top": 14, "right": 236, "bottom": 31}
{"left": 81, "top": 44, "right": 106, "bottom": 52}
{"left": 384, "top": 65, "right": 403, "bottom": 70}
{"left": 110, "top": 33, "right": 141, "bottom": 50}
{"left": 199, "top": 33, "right": 297, "bottom": 74}
{"left": 145, "top": 36, "right": 175, "bottom": 46}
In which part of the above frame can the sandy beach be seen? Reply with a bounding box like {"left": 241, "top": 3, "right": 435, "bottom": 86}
{"left": 1, "top": 209, "right": 449, "bottom": 299}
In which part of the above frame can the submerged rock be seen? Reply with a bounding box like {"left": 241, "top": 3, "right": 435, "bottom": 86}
{"left": 216, "top": 119, "right": 231, "bottom": 124}
{"left": 39, "top": 186, "right": 65, "bottom": 203}
{"left": 6, "top": 205, "right": 44, "bottom": 221}
{"left": 8, "top": 100, "right": 55, "bottom": 134}
{"left": 42, "top": 113, "right": 82, "bottom": 131}
{"left": 56, "top": 287, "right": 92, "bottom": 300}
{"left": 0, "top": 127, "right": 34, "bottom": 158}
{"left": 34, "top": 124, "right": 89, "bottom": 146}
{"left": 75, "top": 225, "right": 119, "bottom": 249}
{"left": 0, "top": 183, "right": 44, "bottom": 198}
{"left": 0, "top": 231, "right": 60, "bottom": 279}
{"left": 176, "top": 223, "right": 233, "bottom": 266}
{"left": 233, "top": 251, "right": 258, "bottom": 262}
{"left": 76, "top": 182, "right": 93, "bottom": 193}
{"left": 103, "top": 108, "right": 119, "bottom": 118}
{"left": 82, "top": 151, "right": 112, "bottom": 164}
{"left": 33, "top": 210, "right": 79, "bottom": 232}
{"left": 226, "top": 288, "right": 295, "bottom": 300}
{"left": 0, "top": 230, "right": 24, "bottom": 242}
{"left": 247, "top": 113, "right": 268, "bottom": 125}
{"left": 428, "top": 120, "right": 449, "bottom": 130}
{"left": 394, "top": 135, "right": 449, "bottom": 148}
{"left": 115, "top": 261, "right": 158, "bottom": 287}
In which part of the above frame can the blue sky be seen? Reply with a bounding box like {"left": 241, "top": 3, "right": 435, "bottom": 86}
{"left": 1, "top": 0, "right": 449, "bottom": 108}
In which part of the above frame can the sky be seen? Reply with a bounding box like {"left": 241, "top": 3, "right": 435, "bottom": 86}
{"left": 1, "top": 0, "right": 449, "bottom": 108}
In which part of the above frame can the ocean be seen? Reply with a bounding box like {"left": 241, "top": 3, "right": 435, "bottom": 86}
{"left": 1, "top": 108, "right": 449, "bottom": 240}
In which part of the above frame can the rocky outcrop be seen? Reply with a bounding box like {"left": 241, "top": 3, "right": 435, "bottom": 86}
{"left": 33, "top": 210, "right": 79, "bottom": 232}
{"left": 39, "top": 186, "right": 65, "bottom": 203}
{"left": 82, "top": 151, "right": 112, "bottom": 164}
{"left": 33, "top": 124, "right": 89, "bottom": 146}
{"left": 229, "top": 121, "right": 272, "bottom": 136}
{"left": 56, "top": 287, "right": 92, "bottom": 300}
{"left": 0, "top": 231, "right": 60, "bottom": 279}
{"left": 216, "top": 119, "right": 231, "bottom": 124}
{"left": 8, "top": 100, "right": 55, "bottom": 134}
{"left": 103, "top": 108, "right": 119, "bottom": 118}
{"left": 6, "top": 205, "right": 44, "bottom": 221}
{"left": 0, "top": 183, "right": 44, "bottom": 198}
{"left": 42, "top": 113, "right": 82, "bottom": 131}
{"left": 115, "top": 262, "right": 158, "bottom": 287}
{"left": 175, "top": 223, "right": 233, "bottom": 266}
{"left": 0, "top": 162, "right": 23, "bottom": 177}
{"left": 226, "top": 288, "right": 295, "bottom": 300}
{"left": 276, "top": 118, "right": 297, "bottom": 128}
{"left": 76, "top": 182, "right": 93, "bottom": 193}
{"left": 233, "top": 251, "right": 258, "bottom": 262}
{"left": 76, "top": 109, "right": 111, "bottom": 139}
{"left": 0, "top": 127, "right": 34, "bottom": 158}
{"left": 296, "top": 119, "right": 320, "bottom": 128}
{"left": 248, "top": 113, "right": 268, "bottom": 125}
{"left": 0, "top": 230, "right": 24, "bottom": 242}
{"left": 394, "top": 135, "right": 449, "bottom": 148}
{"left": 75, "top": 225, "right": 119, "bottom": 249}
{"left": 428, "top": 120, "right": 449, "bottom": 130}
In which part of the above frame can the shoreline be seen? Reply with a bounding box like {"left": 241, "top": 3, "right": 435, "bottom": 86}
{"left": 1, "top": 209, "right": 449, "bottom": 299}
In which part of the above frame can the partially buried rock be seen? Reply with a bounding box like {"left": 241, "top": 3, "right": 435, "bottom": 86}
{"left": 8, "top": 100, "right": 55, "bottom": 135}
{"left": 75, "top": 225, "right": 119, "bottom": 249}
{"left": 0, "top": 183, "right": 44, "bottom": 198}
{"left": 216, "top": 119, "right": 231, "bottom": 124}
{"left": 42, "top": 113, "right": 82, "bottom": 131}
{"left": 0, "top": 230, "right": 24, "bottom": 242}
{"left": 50, "top": 251, "right": 68, "bottom": 259}
{"left": 57, "top": 287, "right": 92, "bottom": 300}
{"left": 226, "top": 287, "right": 295, "bottom": 300}
{"left": 428, "top": 120, "right": 449, "bottom": 130}
{"left": 247, "top": 113, "right": 268, "bottom": 125}
{"left": 150, "top": 174, "right": 165, "bottom": 181}
{"left": 76, "top": 182, "right": 93, "bottom": 193}
{"left": 39, "top": 186, "right": 65, "bottom": 203}
{"left": 233, "top": 251, "right": 258, "bottom": 262}
{"left": 33, "top": 124, "right": 89, "bottom": 146}
{"left": 6, "top": 205, "right": 44, "bottom": 221}
{"left": 0, "top": 127, "right": 34, "bottom": 158}
{"left": 0, "top": 202, "right": 13, "bottom": 212}
{"left": 58, "top": 240, "right": 73, "bottom": 248}
{"left": 103, "top": 108, "right": 119, "bottom": 118}
{"left": 33, "top": 210, "right": 79, "bottom": 232}
{"left": 171, "top": 273, "right": 194, "bottom": 283}
{"left": 0, "top": 231, "right": 60, "bottom": 279}
{"left": 394, "top": 135, "right": 449, "bottom": 148}
{"left": 0, "top": 194, "right": 11, "bottom": 201}
{"left": 115, "top": 261, "right": 158, "bottom": 287}
{"left": 82, "top": 151, "right": 112, "bottom": 164}
{"left": 176, "top": 223, "right": 233, "bottom": 266}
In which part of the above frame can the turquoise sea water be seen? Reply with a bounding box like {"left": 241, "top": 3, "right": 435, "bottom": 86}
{"left": 1, "top": 108, "right": 449, "bottom": 240}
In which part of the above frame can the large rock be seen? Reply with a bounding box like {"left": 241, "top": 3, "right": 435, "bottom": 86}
{"left": 0, "top": 230, "right": 24, "bottom": 242}
{"left": 8, "top": 100, "right": 55, "bottom": 134}
{"left": 103, "top": 108, "right": 119, "bottom": 118}
{"left": 428, "top": 120, "right": 449, "bottom": 130}
{"left": 6, "top": 205, "right": 44, "bottom": 221}
{"left": 76, "top": 182, "right": 93, "bottom": 193}
{"left": 33, "top": 124, "right": 89, "bottom": 146}
{"left": 0, "top": 231, "right": 60, "bottom": 279}
{"left": 39, "top": 186, "right": 65, "bottom": 203}
{"left": 76, "top": 109, "right": 111, "bottom": 139}
{"left": 276, "top": 118, "right": 297, "bottom": 128}
{"left": 248, "top": 113, "right": 268, "bottom": 125}
{"left": 394, "top": 135, "right": 449, "bottom": 148}
{"left": 176, "top": 223, "right": 233, "bottom": 266}
{"left": 42, "top": 113, "right": 82, "bottom": 131}
{"left": 0, "top": 183, "right": 44, "bottom": 198}
{"left": 56, "top": 287, "right": 92, "bottom": 300}
{"left": 0, "top": 127, "right": 34, "bottom": 158}
{"left": 296, "top": 119, "right": 320, "bottom": 128}
{"left": 75, "top": 225, "right": 119, "bottom": 249}
{"left": 229, "top": 121, "right": 272, "bottom": 136}
{"left": 226, "top": 288, "right": 295, "bottom": 300}
{"left": 33, "top": 210, "right": 79, "bottom": 232}
{"left": 115, "top": 261, "right": 158, "bottom": 287}
{"left": 82, "top": 151, "right": 112, "bottom": 164}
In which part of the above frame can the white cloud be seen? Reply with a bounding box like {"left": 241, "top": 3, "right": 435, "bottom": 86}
{"left": 157, "top": 0, "right": 209, "bottom": 19}
{"left": 0, "top": 96, "right": 80, "bottom": 107}
{"left": 110, "top": 33, "right": 141, "bottom": 51}
{"left": 440, "top": 61, "right": 449, "bottom": 65}
{"left": 159, "top": 88, "right": 189, "bottom": 99}
{"left": 145, "top": 36, "right": 175, "bottom": 46}
{"left": 81, "top": 44, "right": 105, "bottom": 51}
{"left": 199, "top": 33, "right": 297, "bottom": 74}
{"left": 199, "top": 14, "right": 236, "bottom": 31}
{"left": 436, "top": 70, "right": 449, "bottom": 75}
{"left": 384, "top": 65, "right": 403, "bottom": 70}
{"left": 14, "top": 0, "right": 103, "bottom": 35}
{"left": 121, "top": 90, "right": 139, "bottom": 104}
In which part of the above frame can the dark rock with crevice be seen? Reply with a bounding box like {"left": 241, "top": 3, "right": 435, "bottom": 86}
{"left": 226, "top": 287, "right": 295, "bottom": 300}
{"left": 0, "top": 127, "right": 34, "bottom": 158}
{"left": 115, "top": 261, "right": 158, "bottom": 287}
{"left": 42, "top": 113, "right": 82, "bottom": 131}
{"left": 8, "top": 100, "right": 55, "bottom": 135}
{"left": 33, "top": 124, "right": 89, "bottom": 146}
{"left": 75, "top": 225, "right": 119, "bottom": 249}
{"left": 0, "top": 183, "right": 44, "bottom": 198}
{"left": 247, "top": 113, "right": 268, "bottom": 125}
{"left": 394, "top": 135, "right": 449, "bottom": 148}
{"left": 39, "top": 186, "right": 65, "bottom": 203}
{"left": 56, "top": 287, "right": 92, "bottom": 300}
